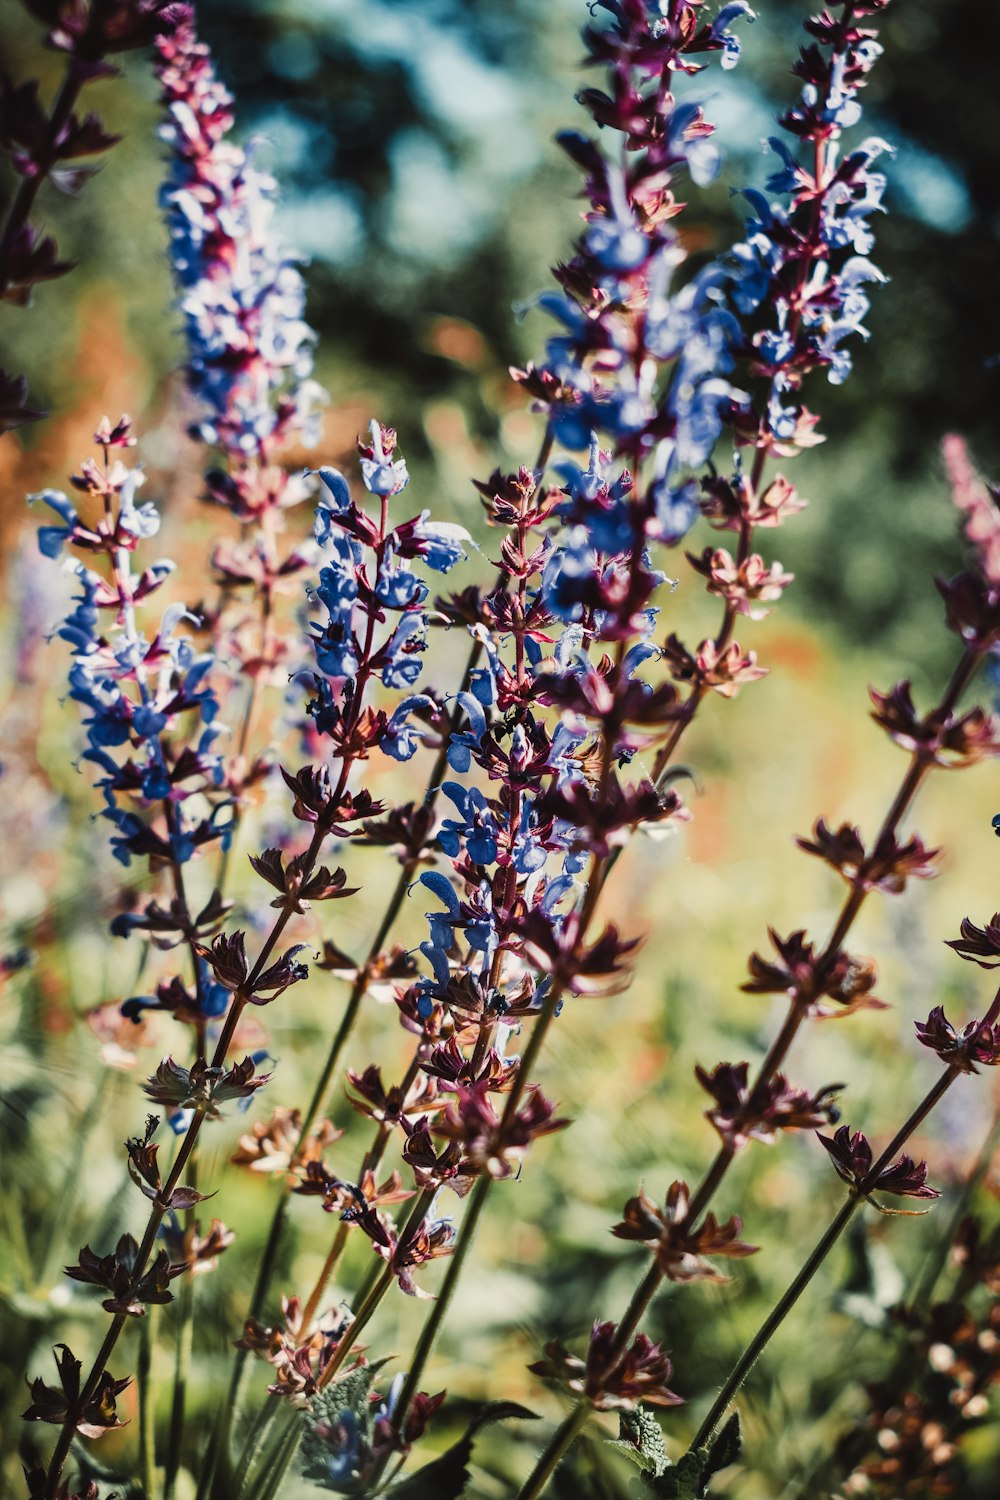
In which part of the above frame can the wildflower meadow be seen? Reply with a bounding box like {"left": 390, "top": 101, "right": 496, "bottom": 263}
{"left": 1, "top": 1, "right": 999, "bottom": 1497}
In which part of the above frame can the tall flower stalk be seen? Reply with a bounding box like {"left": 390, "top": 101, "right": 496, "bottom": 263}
{"left": 685, "top": 967, "right": 1000, "bottom": 1456}
{"left": 517, "top": 438, "right": 1000, "bottom": 1492}
{"left": 0, "top": 0, "right": 188, "bottom": 429}
{"left": 153, "top": 11, "right": 327, "bottom": 875}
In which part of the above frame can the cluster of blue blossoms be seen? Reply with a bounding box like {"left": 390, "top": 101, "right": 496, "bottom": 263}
{"left": 156, "top": 16, "right": 326, "bottom": 458}
{"left": 34, "top": 430, "right": 228, "bottom": 870}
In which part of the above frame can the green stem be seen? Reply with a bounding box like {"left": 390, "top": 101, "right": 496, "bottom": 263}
{"left": 690, "top": 1061, "right": 968, "bottom": 1454}
{"left": 391, "top": 1169, "right": 493, "bottom": 1436}
{"left": 691, "top": 1195, "right": 861, "bottom": 1451}
{"left": 245, "top": 1407, "right": 302, "bottom": 1500}
{"left": 516, "top": 1402, "right": 592, "bottom": 1500}
{"left": 299, "top": 1222, "right": 351, "bottom": 1334}
{"left": 234, "top": 1393, "right": 280, "bottom": 1497}
{"left": 163, "top": 1271, "right": 196, "bottom": 1500}
{"left": 138, "top": 1304, "right": 159, "bottom": 1499}
{"left": 209, "top": 1189, "right": 291, "bottom": 1491}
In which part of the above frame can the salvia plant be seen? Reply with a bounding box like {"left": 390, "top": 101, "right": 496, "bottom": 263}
{"left": 3, "top": 0, "right": 999, "bottom": 1497}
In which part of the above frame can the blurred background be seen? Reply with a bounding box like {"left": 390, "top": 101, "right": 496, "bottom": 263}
{"left": 2, "top": 1, "right": 999, "bottom": 1495}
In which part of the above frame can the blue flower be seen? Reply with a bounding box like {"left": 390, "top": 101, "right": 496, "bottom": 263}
{"left": 672, "top": 375, "right": 746, "bottom": 469}
{"left": 541, "top": 527, "right": 596, "bottom": 623}
{"left": 31, "top": 489, "right": 79, "bottom": 559}
{"left": 649, "top": 440, "right": 700, "bottom": 545}
{"left": 118, "top": 469, "right": 161, "bottom": 540}
{"left": 447, "top": 693, "right": 488, "bottom": 773}
{"left": 711, "top": 2, "right": 756, "bottom": 71}
{"left": 311, "top": 467, "right": 353, "bottom": 543}
{"left": 381, "top": 694, "right": 436, "bottom": 762}
{"left": 380, "top": 611, "right": 426, "bottom": 690}
{"left": 667, "top": 102, "right": 721, "bottom": 187}
{"left": 439, "top": 782, "right": 499, "bottom": 866}
{"left": 585, "top": 166, "right": 650, "bottom": 274}
{"left": 418, "top": 870, "right": 463, "bottom": 954}
{"left": 375, "top": 550, "right": 427, "bottom": 611}
{"left": 312, "top": 546, "right": 360, "bottom": 680}
{"left": 512, "top": 800, "right": 548, "bottom": 874}
{"left": 360, "top": 419, "right": 409, "bottom": 497}
{"left": 411, "top": 517, "right": 471, "bottom": 573}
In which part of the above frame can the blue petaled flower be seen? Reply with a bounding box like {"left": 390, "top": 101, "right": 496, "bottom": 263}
{"left": 359, "top": 419, "right": 409, "bottom": 498}
{"left": 38, "top": 434, "right": 229, "bottom": 874}
{"left": 380, "top": 612, "right": 426, "bottom": 690}
{"left": 155, "top": 18, "right": 326, "bottom": 458}
{"left": 446, "top": 693, "right": 489, "bottom": 773}
{"left": 409, "top": 517, "right": 471, "bottom": 573}
{"left": 439, "top": 783, "right": 499, "bottom": 866}
{"left": 311, "top": 546, "right": 361, "bottom": 681}
{"left": 711, "top": 2, "right": 756, "bottom": 71}
{"left": 32, "top": 489, "right": 80, "bottom": 558}
{"left": 719, "top": 21, "right": 892, "bottom": 435}
{"left": 381, "top": 694, "right": 436, "bottom": 762}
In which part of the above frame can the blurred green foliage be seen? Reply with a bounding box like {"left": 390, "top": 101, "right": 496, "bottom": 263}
{"left": 2, "top": 1, "right": 1000, "bottom": 1496}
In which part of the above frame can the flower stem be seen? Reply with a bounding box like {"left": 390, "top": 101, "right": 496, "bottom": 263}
{"left": 689, "top": 1059, "right": 970, "bottom": 1455}
{"left": 299, "top": 1222, "right": 351, "bottom": 1333}
{"left": 0, "top": 65, "right": 83, "bottom": 295}
{"left": 234, "top": 1392, "right": 280, "bottom": 1496}
{"left": 138, "top": 1303, "right": 159, "bottom": 1499}
{"left": 244, "top": 1406, "right": 301, "bottom": 1500}
{"left": 690, "top": 1195, "right": 861, "bottom": 1452}
{"left": 390, "top": 1167, "right": 493, "bottom": 1437}
{"left": 163, "top": 1268, "right": 196, "bottom": 1500}
{"left": 517, "top": 1401, "right": 593, "bottom": 1500}
{"left": 43, "top": 817, "right": 330, "bottom": 1495}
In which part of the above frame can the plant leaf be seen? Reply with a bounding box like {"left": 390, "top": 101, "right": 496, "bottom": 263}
{"left": 389, "top": 1401, "right": 538, "bottom": 1499}
{"left": 645, "top": 1415, "right": 741, "bottom": 1497}
{"left": 703, "top": 1413, "right": 742, "bottom": 1488}
{"left": 611, "top": 1408, "right": 669, "bottom": 1476}
{"left": 645, "top": 1450, "right": 705, "bottom": 1498}
{"left": 299, "top": 1359, "right": 393, "bottom": 1489}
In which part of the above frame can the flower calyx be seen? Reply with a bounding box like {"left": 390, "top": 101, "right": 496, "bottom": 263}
{"left": 612, "top": 1179, "right": 757, "bottom": 1283}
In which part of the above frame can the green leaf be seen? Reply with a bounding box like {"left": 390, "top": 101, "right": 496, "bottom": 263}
{"left": 703, "top": 1413, "right": 742, "bottom": 1488}
{"left": 299, "top": 1358, "right": 393, "bottom": 1491}
{"left": 645, "top": 1415, "right": 742, "bottom": 1498}
{"left": 644, "top": 1449, "right": 705, "bottom": 1498}
{"left": 388, "top": 1400, "right": 539, "bottom": 1499}
{"left": 611, "top": 1409, "right": 669, "bottom": 1477}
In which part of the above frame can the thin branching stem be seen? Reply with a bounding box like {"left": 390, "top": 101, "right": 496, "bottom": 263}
{"left": 690, "top": 1059, "right": 967, "bottom": 1451}
{"left": 516, "top": 613, "right": 989, "bottom": 1498}
{"left": 0, "top": 66, "right": 82, "bottom": 295}
{"left": 516, "top": 1401, "right": 594, "bottom": 1500}
{"left": 43, "top": 814, "right": 327, "bottom": 1495}
{"left": 138, "top": 1304, "right": 158, "bottom": 1499}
